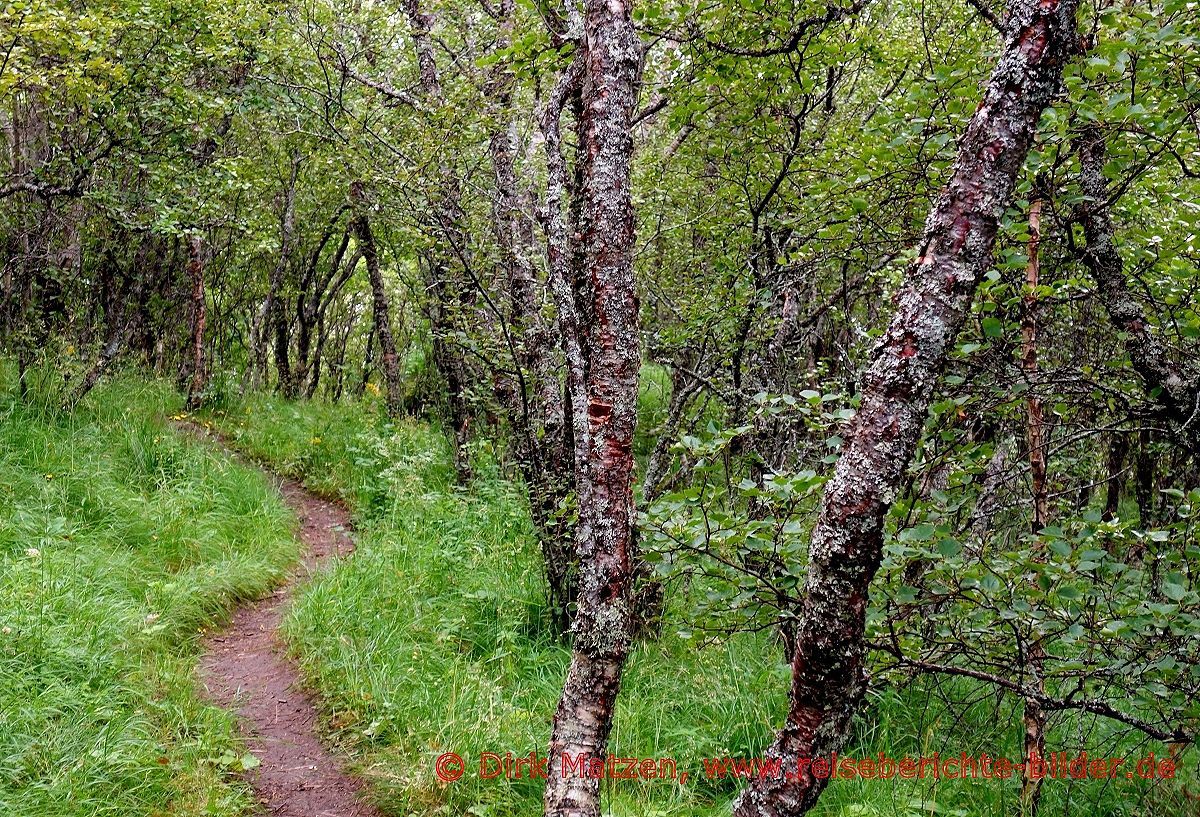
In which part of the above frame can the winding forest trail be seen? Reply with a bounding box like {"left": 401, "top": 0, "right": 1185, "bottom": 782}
{"left": 181, "top": 421, "right": 381, "bottom": 817}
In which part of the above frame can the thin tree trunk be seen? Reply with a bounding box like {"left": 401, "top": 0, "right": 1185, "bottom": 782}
{"left": 295, "top": 207, "right": 352, "bottom": 393}
{"left": 1022, "top": 197, "right": 1049, "bottom": 531}
{"left": 486, "top": 0, "right": 577, "bottom": 634}
{"left": 542, "top": 0, "right": 642, "bottom": 813}
{"left": 358, "top": 322, "right": 375, "bottom": 398}
{"left": 249, "top": 296, "right": 270, "bottom": 389}
{"left": 1135, "top": 428, "right": 1156, "bottom": 525}
{"left": 1076, "top": 128, "right": 1199, "bottom": 451}
{"left": 643, "top": 360, "right": 703, "bottom": 502}
{"left": 733, "top": 1, "right": 1082, "bottom": 813}
{"left": 635, "top": 358, "right": 700, "bottom": 635}
{"left": 1102, "top": 432, "right": 1129, "bottom": 520}
{"left": 66, "top": 312, "right": 139, "bottom": 407}
{"left": 329, "top": 297, "right": 361, "bottom": 403}
{"left": 350, "top": 184, "right": 404, "bottom": 418}
{"left": 67, "top": 242, "right": 155, "bottom": 407}
{"left": 539, "top": 60, "right": 588, "bottom": 636}
{"left": 306, "top": 249, "right": 360, "bottom": 400}
{"left": 404, "top": 0, "right": 475, "bottom": 480}
{"left": 184, "top": 235, "right": 208, "bottom": 410}
{"left": 270, "top": 156, "right": 301, "bottom": 398}
{"left": 970, "top": 435, "right": 1013, "bottom": 545}
{"left": 1019, "top": 196, "right": 1047, "bottom": 817}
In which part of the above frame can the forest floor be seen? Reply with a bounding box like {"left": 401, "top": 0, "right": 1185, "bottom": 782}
{"left": 3, "top": 370, "right": 1190, "bottom": 817}
{"left": 181, "top": 421, "right": 380, "bottom": 817}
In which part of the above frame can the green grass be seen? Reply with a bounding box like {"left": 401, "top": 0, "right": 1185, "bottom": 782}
{"left": 0, "top": 369, "right": 300, "bottom": 817}
{"left": 201, "top": 390, "right": 1196, "bottom": 817}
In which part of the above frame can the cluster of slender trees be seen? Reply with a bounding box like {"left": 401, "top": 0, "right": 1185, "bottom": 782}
{"left": 3, "top": 0, "right": 1199, "bottom": 814}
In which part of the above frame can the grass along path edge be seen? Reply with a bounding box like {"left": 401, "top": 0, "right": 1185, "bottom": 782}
{"left": 178, "top": 419, "right": 383, "bottom": 817}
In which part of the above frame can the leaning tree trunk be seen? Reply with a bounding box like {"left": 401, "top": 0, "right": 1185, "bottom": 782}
{"left": 542, "top": 0, "right": 642, "bottom": 814}
{"left": 1076, "top": 128, "right": 1199, "bottom": 452}
{"left": 66, "top": 301, "right": 141, "bottom": 407}
{"left": 733, "top": 1, "right": 1082, "bottom": 814}
{"left": 350, "top": 185, "right": 404, "bottom": 419}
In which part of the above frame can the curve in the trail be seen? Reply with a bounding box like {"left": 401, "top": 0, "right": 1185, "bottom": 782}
{"left": 186, "top": 423, "right": 381, "bottom": 817}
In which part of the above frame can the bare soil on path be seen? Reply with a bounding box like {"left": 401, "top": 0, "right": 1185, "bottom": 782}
{"left": 182, "top": 421, "right": 382, "bottom": 817}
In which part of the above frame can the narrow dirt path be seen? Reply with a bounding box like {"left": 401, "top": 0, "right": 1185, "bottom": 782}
{"left": 183, "top": 422, "right": 381, "bottom": 817}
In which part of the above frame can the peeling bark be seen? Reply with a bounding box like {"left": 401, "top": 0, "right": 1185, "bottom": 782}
{"left": 540, "top": 60, "right": 588, "bottom": 488}
{"left": 542, "top": 0, "right": 643, "bottom": 812}
{"left": 539, "top": 61, "right": 589, "bottom": 634}
{"left": 733, "top": 1, "right": 1082, "bottom": 814}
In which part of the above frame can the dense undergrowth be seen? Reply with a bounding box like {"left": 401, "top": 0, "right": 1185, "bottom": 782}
{"left": 199, "top": 387, "right": 1193, "bottom": 817}
{"left": 0, "top": 369, "right": 298, "bottom": 816}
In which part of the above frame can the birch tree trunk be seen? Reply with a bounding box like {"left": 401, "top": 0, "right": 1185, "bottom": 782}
{"left": 486, "top": 0, "right": 578, "bottom": 634}
{"left": 403, "top": 0, "right": 474, "bottom": 481}
{"left": 184, "top": 235, "right": 208, "bottom": 410}
{"left": 733, "top": 1, "right": 1083, "bottom": 813}
{"left": 268, "top": 156, "right": 300, "bottom": 398}
{"left": 350, "top": 183, "right": 404, "bottom": 419}
{"left": 542, "top": 0, "right": 642, "bottom": 812}
{"left": 1076, "top": 128, "right": 1199, "bottom": 452}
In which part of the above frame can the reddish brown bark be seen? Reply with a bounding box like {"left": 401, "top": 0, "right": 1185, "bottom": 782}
{"left": 733, "top": 1, "right": 1083, "bottom": 814}
{"left": 1019, "top": 196, "right": 1048, "bottom": 817}
{"left": 1022, "top": 197, "right": 1049, "bottom": 531}
{"left": 542, "top": 0, "right": 643, "bottom": 813}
